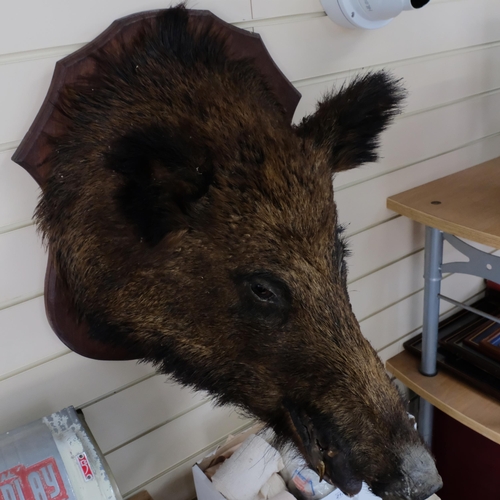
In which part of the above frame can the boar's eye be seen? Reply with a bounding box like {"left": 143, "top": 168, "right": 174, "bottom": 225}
{"left": 251, "top": 283, "right": 277, "bottom": 302}
{"left": 234, "top": 272, "right": 292, "bottom": 326}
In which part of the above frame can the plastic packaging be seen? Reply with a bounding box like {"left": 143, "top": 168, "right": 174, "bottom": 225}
{"left": 281, "top": 455, "right": 335, "bottom": 500}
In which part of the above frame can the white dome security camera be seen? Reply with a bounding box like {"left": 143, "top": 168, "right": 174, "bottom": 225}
{"left": 321, "top": 0, "right": 430, "bottom": 29}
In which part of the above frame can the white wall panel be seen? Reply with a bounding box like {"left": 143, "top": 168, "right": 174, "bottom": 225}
{"left": 335, "top": 131, "right": 500, "bottom": 236}
{"left": 293, "top": 42, "right": 500, "bottom": 123}
{"left": 4, "top": 38, "right": 498, "bottom": 150}
{"left": 347, "top": 215, "right": 492, "bottom": 285}
{"left": 361, "top": 272, "right": 485, "bottom": 353}
{"left": 350, "top": 250, "right": 426, "bottom": 322}
{"left": 131, "top": 421, "right": 249, "bottom": 500}
{"left": 6, "top": 28, "right": 500, "bottom": 151}
{"left": 336, "top": 88, "right": 500, "bottom": 189}
{"left": 348, "top": 241, "right": 486, "bottom": 323}
{"left": 377, "top": 295, "right": 488, "bottom": 365}
{"left": 106, "top": 402, "right": 250, "bottom": 494}
{"left": 0, "top": 296, "right": 67, "bottom": 381}
{"left": 251, "top": 0, "right": 454, "bottom": 21}
{"left": 0, "top": 225, "right": 46, "bottom": 307}
{"left": 83, "top": 375, "right": 207, "bottom": 454}
{"left": 0, "top": 150, "right": 39, "bottom": 229}
{"left": 400, "top": 43, "right": 500, "bottom": 114}
{"left": 0, "top": 353, "right": 154, "bottom": 435}
{"left": 0, "top": 0, "right": 252, "bottom": 56}
{"left": 6, "top": 62, "right": 499, "bottom": 198}
{"left": 347, "top": 217, "right": 425, "bottom": 283}
{"left": 128, "top": 446, "right": 211, "bottom": 500}
{"left": 251, "top": 0, "right": 323, "bottom": 19}
{"left": 378, "top": 334, "right": 414, "bottom": 365}
{"left": 0, "top": 57, "right": 58, "bottom": 146}
{"left": 257, "top": 0, "right": 500, "bottom": 83}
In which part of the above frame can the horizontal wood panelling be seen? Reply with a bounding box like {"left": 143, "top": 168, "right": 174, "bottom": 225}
{"left": 0, "top": 352, "right": 154, "bottom": 435}
{"left": 362, "top": 272, "right": 486, "bottom": 353}
{"left": 347, "top": 217, "right": 424, "bottom": 283}
{"left": 348, "top": 241, "right": 490, "bottom": 323}
{"left": 83, "top": 375, "right": 207, "bottom": 454}
{"left": 335, "top": 88, "right": 500, "bottom": 190}
{"left": 350, "top": 250, "right": 426, "bottom": 322}
{"left": 0, "top": 43, "right": 83, "bottom": 66}
{"left": 377, "top": 293, "right": 488, "bottom": 367}
{"left": 0, "top": 0, "right": 252, "bottom": 57}
{"left": 347, "top": 216, "right": 492, "bottom": 285}
{"left": 251, "top": 0, "right": 323, "bottom": 19}
{"left": 105, "top": 402, "right": 250, "bottom": 494}
{"left": 0, "top": 6, "right": 497, "bottom": 147}
{"left": 293, "top": 42, "right": 500, "bottom": 123}
{"left": 0, "top": 57, "right": 57, "bottom": 146}
{"left": 0, "top": 296, "right": 67, "bottom": 381}
{"left": 5, "top": 52, "right": 499, "bottom": 211}
{"left": 399, "top": 43, "right": 500, "bottom": 115}
{"left": 0, "top": 150, "right": 38, "bottom": 230}
{"left": 251, "top": 0, "right": 453, "bottom": 20}
{"left": 5, "top": 51, "right": 499, "bottom": 160}
{"left": 336, "top": 131, "right": 500, "bottom": 236}
{"left": 257, "top": 0, "right": 500, "bottom": 83}
{"left": 3, "top": 31, "right": 500, "bottom": 152}
{"left": 378, "top": 337, "right": 412, "bottom": 365}
{"left": 127, "top": 446, "right": 208, "bottom": 500}
{"left": 126, "top": 419, "right": 250, "bottom": 500}
{"left": 0, "top": 225, "right": 46, "bottom": 307}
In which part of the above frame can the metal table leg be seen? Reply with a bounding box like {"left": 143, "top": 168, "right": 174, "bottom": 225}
{"left": 418, "top": 399, "right": 434, "bottom": 446}
{"left": 418, "top": 226, "right": 443, "bottom": 445}
{"left": 421, "top": 226, "right": 443, "bottom": 376}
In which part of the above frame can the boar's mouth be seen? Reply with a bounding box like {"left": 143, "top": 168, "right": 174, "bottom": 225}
{"left": 287, "top": 406, "right": 363, "bottom": 496}
{"left": 286, "top": 406, "right": 443, "bottom": 500}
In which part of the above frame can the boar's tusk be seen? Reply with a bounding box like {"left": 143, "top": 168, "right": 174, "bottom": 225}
{"left": 317, "top": 460, "right": 326, "bottom": 482}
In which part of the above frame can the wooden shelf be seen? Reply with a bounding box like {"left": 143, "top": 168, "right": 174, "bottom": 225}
{"left": 386, "top": 351, "right": 500, "bottom": 444}
{"left": 387, "top": 157, "right": 500, "bottom": 248}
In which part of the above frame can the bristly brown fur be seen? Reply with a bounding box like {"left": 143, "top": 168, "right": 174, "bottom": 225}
{"left": 296, "top": 72, "right": 406, "bottom": 171}
{"left": 35, "top": 5, "right": 440, "bottom": 498}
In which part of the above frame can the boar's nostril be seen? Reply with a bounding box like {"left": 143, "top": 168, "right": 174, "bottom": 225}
{"left": 393, "top": 446, "right": 443, "bottom": 500}
{"left": 372, "top": 445, "right": 442, "bottom": 500}
{"left": 407, "top": 471, "right": 442, "bottom": 500}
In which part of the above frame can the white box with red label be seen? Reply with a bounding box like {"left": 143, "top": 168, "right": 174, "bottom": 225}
{"left": 0, "top": 406, "right": 121, "bottom": 500}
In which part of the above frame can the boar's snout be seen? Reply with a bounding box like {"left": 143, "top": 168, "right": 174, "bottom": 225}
{"left": 288, "top": 403, "right": 441, "bottom": 500}
{"left": 372, "top": 445, "right": 442, "bottom": 500}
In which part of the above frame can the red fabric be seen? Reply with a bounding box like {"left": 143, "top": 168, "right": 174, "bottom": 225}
{"left": 432, "top": 408, "right": 500, "bottom": 499}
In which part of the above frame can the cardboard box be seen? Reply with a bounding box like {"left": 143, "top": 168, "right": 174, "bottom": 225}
{"left": 193, "top": 425, "right": 262, "bottom": 500}
{"left": 194, "top": 467, "right": 440, "bottom": 500}
{"left": 192, "top": 427, "right": 440, "bottom": 500}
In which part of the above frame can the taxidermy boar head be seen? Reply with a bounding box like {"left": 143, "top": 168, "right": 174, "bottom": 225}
{"left": 35, "top": 5, "right": 441, "bottom": 499}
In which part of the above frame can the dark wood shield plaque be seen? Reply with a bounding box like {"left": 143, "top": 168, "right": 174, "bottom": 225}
{"left": 11, "top": 9, "right": 301, "bottom": 361}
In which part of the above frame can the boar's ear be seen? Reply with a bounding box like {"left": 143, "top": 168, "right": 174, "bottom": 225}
{"left": 295, "top": 71, "right": 405, "bottom": 172}
{"left": 106, "top": 125, "right": 213, "bottom": 246}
